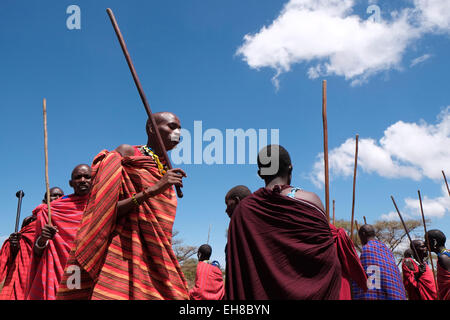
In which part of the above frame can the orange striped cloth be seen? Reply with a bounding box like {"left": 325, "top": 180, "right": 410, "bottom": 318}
{"left": 56, "top": 148, "right": 189, "bottom": 300}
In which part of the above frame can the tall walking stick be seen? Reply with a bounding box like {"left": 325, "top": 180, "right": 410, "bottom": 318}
{"left": 322, "top": 80, "right": 330, "bottom": 221}
{"left": 43, "top": 98, "right": 52, "bottom": 225}
{"left": 332, "top": 199, "right": 335, "bottom": 225}
{"left": 106, "top": 8, "right": 183, "bottom": 198}
{"left": 418, "top": 190, "right": 439, "bottom": 298}
{"left": 350, "top": 134, "right": 359, "bottom": 242}
{"left": 443, "top": 170, "right": 450, "bottom": 197}
{"left": 15, "top": 190, "right": 25, "bottom": 233}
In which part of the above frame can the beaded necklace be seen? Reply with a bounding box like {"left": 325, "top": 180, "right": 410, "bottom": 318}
{"left": 140, "top": 145, "right": 167, "bottom": 175}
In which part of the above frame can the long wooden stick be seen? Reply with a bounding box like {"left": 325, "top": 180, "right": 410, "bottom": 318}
{"left": 43, "top": 98, "right": 52, "bottom": 225}
{"left": 443, "top": 170, "right": 450, "bottom": 197}
{"left": 363, "top": 216, "right": 367, "bottom": 224}
{"left": 391, "top": 195, "right": 422, "bottom": 265}
{"left": 350, "top": 134, "right": 359, "bottom": 242}
{"left": 418, "top": 190, "right": 439, "bottom": 298}
{"left": 332, "top": 199, "right": 335, "bottom": 225}
{"left": 322, "top": 80, "right": 330, "bottom": 222}
{"left": 106, "top": 8, "right": 183, "bottom": 198}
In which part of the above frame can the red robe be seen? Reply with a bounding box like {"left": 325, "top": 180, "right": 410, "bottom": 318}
{"left": 329, "top": 224, "right": 367, "bottom": 299}
{"left": 437, "top": 263, "right": 450, "bottom": 300}
{"left": 25, "top": 194, "right": 88, "bottom": 300}
{"left": 402, "top": 258, "right": 437, "bottom": 300}
{"left": 0, "top": 220, "right": 36, "bottom": 300}
{"left": 189, "top": 261, "right": 225, "bottom": 300}
{"left": 226, "top": 186, "right": 341, "bottom": 300}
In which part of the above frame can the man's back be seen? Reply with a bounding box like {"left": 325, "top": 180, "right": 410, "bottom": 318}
{"left": 352, "top": 239, "right": 406, "bottom": 300}
{"left": 225, "top": 186, "right": 341, "bottom": 300}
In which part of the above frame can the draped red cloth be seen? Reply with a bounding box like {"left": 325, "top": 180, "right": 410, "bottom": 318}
{"left": 329, "top": 224, "right": 367, "bottom": 300}
{"left": 189, "top": 261, "right": 225, "bottom": 300}
{"left": 437, "top": 263, "right": 450, "bottom": 300}
{"left": 56, "top": 148, "right": 189, "bottom": 300}
{"left": 225, "top": 186, "right": 341, "bottom": 300}
{"left": 402, "top": 258, "right": 437, "bottom": 300}
{"left": 0, "top": 220, "right": 36, "bottom": 300}
{"left": 25, "top": 194, "right": 88, "bottom": 300}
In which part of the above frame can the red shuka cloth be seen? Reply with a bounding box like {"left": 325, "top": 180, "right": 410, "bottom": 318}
{"left": 25, "top": 195, "right": 88, "bottom": 300}
{"left": 437, "top": 263, "right": 450, "bottom": 300}
{"left": 329, "top": 224, "right": 368, "bottom": 300}
{"left": 225, "top": 186, "right": 341, "bottom": 300}
{"left": 0, "top": 220, "right": 36, "bottom": 300}
{"left": 402, "top": 258, "right": 437, "bottom": 300}
{"left": 189, "top": 261, "right": 225, "bottom": 300}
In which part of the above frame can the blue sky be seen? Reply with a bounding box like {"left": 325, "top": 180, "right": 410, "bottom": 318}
{"left": 1, "top": 0, "right": 449, "bottom": 268}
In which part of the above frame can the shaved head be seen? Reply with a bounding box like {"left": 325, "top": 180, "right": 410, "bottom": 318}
{"left": 146, "top": 112, "right": 181, "bottom": 151}
{"left": 358, "top": 224, "right": 376, "bottom": 245}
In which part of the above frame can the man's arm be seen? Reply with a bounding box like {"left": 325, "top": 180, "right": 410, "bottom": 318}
{"left": 33, "top": 224, "right": 58, "bottom": 257}
{"left": 438, "top": 254, "right": 450, "bottom": 272}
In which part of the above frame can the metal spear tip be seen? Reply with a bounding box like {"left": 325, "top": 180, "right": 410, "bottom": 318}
{"left": 16, "top": 190, "right": 25, "bottom": 198}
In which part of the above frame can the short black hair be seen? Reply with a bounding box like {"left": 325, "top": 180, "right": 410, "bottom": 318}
{"left": 198, "top": 244, "right": 212, "bottom": 259}
{"left": 427, "top": 229, "right": 446, "bottom": 246}
{"left": 257, "top": 144, "right": 292, "bottom": 179}
{"left": 225, "top": 185, "right": 252, "bottom": 201}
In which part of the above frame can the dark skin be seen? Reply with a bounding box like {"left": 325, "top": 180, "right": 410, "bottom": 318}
{"left": 358, "top": 224, "right": 377, "bottom": 246}
{"left": 426, "top": 235, "right": 450, "bottom": 272}
{"left": 258, "top": 165, "right": 325, "bottom": 212}
{"left": 404, "top": 240, "right": 428, "bottom": 280}
{"left": 225, "top": 197, "right": 240, "bottom": 218}
{"left": 34, "top": 165, "right": 92, "bottom": 256}
{"left": 114, "top": 112, "right": 186, "bottom": 219}
{"left": 42, "top": 187, "right": 64, "bottom": 204}
{"left": 8, "top": 216, "right": 36, "bottom": 256}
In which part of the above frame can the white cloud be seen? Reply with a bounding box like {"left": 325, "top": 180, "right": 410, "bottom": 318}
{"left": 410, "top": 53, "right": 432, "bottom": 67}
{"left": 237, "top": 0, "right": 449, "bottom": 87}
{"left": 310, "top": 107, "right": 450, "bottom": 187}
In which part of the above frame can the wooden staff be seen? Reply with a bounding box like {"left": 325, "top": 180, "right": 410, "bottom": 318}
{"left": 355, "top": 220, "right": 360, "bottom": 236}
{"left": 322, "top": 80, "right": 330, "bottom": 222}
{"left": 15, "top": 190, "right": 25, "bottom": 233}
{"left": 43, "top": 98, "right": 52, "bottom": 225}
{"left": 106, "top": 8, "right": 183, "bottom": 198}
{"left": 418, "top": 190, "right": 439, "bottom": 298}
{"left": 391, "top": 195, "right": 422, "bottom": 265}
{"left": 363, "top": 216, "right": 367, "bottom": 224}
{"left": 443, "top": 170, "right": 450, "bottom": 197}
{"left": 332, "top": 199, "right": 335, "bottom": 225}
{"left": 350, "top": 134, "right": 359, "bottom": 242}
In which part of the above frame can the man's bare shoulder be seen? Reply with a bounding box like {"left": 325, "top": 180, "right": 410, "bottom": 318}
{"left": 281, "top": 187, "right": 325, "bottom": 212}
{"left": 438, "top": 253, "right": 450, "bottom": 271}
{"left": 114, "top": 144, "right": 136, "bottom": 157}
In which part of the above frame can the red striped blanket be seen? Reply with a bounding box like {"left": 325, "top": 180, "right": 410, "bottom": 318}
{"left": 25, "top": 195, "right": 88, "bottom": 300}
{"left": 189, "top": 261, "right": 225, "bottom": 300}
{"left": 56, "top": 148, "right": 189, "bottom": 300}
{"left": 0, "top": 220, "right": 36, "bottom": 300}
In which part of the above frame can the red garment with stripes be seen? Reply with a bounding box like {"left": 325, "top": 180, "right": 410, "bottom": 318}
{"left": 0, "top": 220, "right": 35, "bottom": 299}
{"left": 329, "top": 224, "right": 368, "bottom": 300}
{"left": 402, "top": 258, "right": 437, "bottom": 300}
{"left": 189, "top": 261, "right": 225, "bottom": 300}
{"left": 25, "top": 195, "right": 88, "bottom": 300}
{"left": 56, "top": 148, "right": 189, "bottom": 300}
{"left": 437, "top": 263, "right": 450, "bottom": 300}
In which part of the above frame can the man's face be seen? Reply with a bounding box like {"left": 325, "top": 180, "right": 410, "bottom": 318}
{"left": 69, "top": 166, "right": 93, "bottom": 196}
{"left": 150, "top": 113, "right": 182, "bottom": 151}
{"left": 49, "top": 188, "right": 64, "bottom": 202}
{"left": 414, "top": 240, "right": 428, "bottom": 259}
{"left": 225, "top": 197, "right": 238, "bottom": 218}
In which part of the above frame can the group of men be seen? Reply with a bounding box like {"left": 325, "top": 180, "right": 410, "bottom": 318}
{"left": 0, "top": 111, "right": 449, "bottom": 300}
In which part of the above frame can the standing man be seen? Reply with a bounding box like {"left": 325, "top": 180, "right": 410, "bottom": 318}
{"left": 57, "top": 112, "right": 189, "bottom": 300}
{"left": 352, "top": 224, "right": 406, "bottom": 300}
{"left": 426, "top": 229, "right": 450, "bottom": 300}
{"left": 26, "top": 165, "right": 92, "bottom": 300}
{"left": 402, "top": 239, "right": 437, "bottom": 300}
{"left": 189, "top": 244, "right": 225, "bottom": 300}
{"left": 226, "top": 144, "right": 341, "bottom": 300}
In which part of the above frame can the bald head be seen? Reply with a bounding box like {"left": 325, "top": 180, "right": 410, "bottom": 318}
{"left": 69, "top": 164, "right": 92, "bottom": 196}
{"left": 358, "top": 224, "right": 376, "bottom": 245}
{"left": 410, "top": 239, "right": 427, "bottom": 261}
{"left": 43, "top": 187, "right": 64, "bottom": 204}
{"left": 146, "top": 112, "right": 181, "bottom": 151}
{"left": 225, "top": 185, "right": 252, "bottom": 218}
{"left": 198, "top": 244, "right": 212, "bottom": 261}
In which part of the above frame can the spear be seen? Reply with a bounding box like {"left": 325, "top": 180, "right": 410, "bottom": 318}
{"left": 15, "top": 190, "right": 25, "bottom": 233}
{"left": 391, "top": 196, "right": 422, "bottom": 266}
{"left": 43, "top": 98, "right": 52, "bottom": 225}
{"left": 418, "top": 190, "right": 439, "bottom": 298}
{"left": 106, "top": 8, "right": 183, "bottom": 198}
{"left": 332, "top": 199, "right": 335, "bottom": 225}
{"left": 363, "top": 216, "right": 367, "bottom": 224}
{"left": 322, "top": 80, "right": 330, "bottom": 222}
{"left": 443, "top": 170, "right": 450, "bottom": 197}
{"left": 350, "top": 134, "right": 359, "bottom": 242}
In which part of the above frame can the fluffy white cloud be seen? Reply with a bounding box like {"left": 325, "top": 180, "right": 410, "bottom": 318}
{"left": 237, "top": 0, "right": 449, "bottom": 86}
{"left": 311, "top": 107, "right": 450, "bottom": 187}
